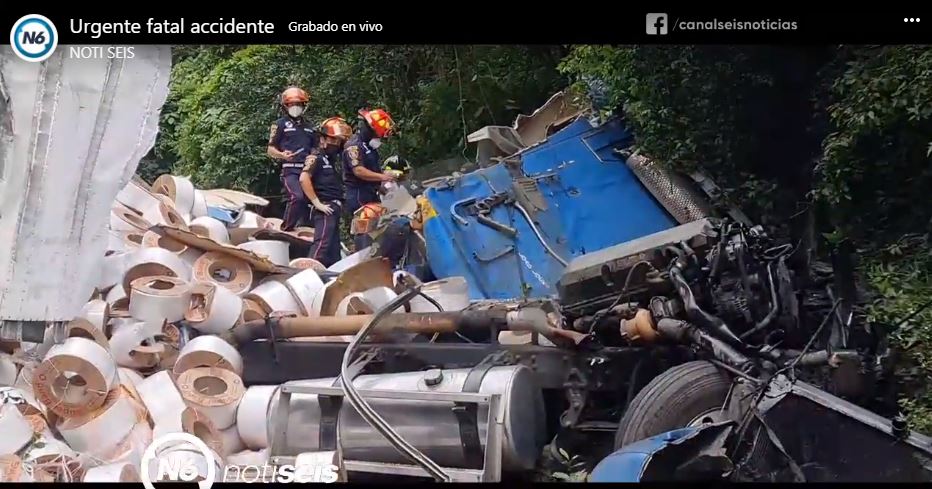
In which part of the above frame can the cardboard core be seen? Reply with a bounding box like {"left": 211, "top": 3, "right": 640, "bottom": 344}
{"left": 208, "top": 263, "right": 235, "bottom": 283}
{"left": 52, "top": 372, "right": 89, "bottom": 405}
{"left": 127, "top": 233, "right": 144, "bottom": 245}
{"left": 194, "top": 376, "right": 227, "bottom": 396}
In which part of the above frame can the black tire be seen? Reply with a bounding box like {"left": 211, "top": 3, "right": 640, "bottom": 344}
{"left": 614, "top": 360, "right": 732, "bottom": 449}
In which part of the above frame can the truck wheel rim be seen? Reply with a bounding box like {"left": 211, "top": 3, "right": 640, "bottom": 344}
{"left": 686, "top": 408, "right": 727, "bottom": 428}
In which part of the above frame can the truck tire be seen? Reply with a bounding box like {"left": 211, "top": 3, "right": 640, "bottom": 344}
{"left": 614, "top": 360, "right": 733, "bottom": 449}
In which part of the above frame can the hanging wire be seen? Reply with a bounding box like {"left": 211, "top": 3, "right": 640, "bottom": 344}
{"left": 340, "top": 286, "right": 452, "bottom": 482}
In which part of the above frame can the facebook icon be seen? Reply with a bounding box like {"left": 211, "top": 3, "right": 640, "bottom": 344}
{"left": 646, "top": 13, "right": 668, "bottom": 35}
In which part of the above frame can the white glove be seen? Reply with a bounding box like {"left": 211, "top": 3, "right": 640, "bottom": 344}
{"left": 311, "top": 199, "right": 334, "bottom": 215}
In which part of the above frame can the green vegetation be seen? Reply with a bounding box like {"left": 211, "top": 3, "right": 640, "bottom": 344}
{"left": 152, "top": 44, "right": 932, "bottom": 432}
{"left": 560, "top": 45, "right": 932, "bottom": 432}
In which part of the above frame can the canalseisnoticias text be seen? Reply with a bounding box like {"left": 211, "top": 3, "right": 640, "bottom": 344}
{"left": 69, "top": 19, "right": 275, "bottom": 39}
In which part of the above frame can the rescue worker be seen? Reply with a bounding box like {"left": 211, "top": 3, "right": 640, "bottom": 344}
{"left": 267, "top": 87, "right": 318, "bottom": 231}
{"left": 343, "top": 108, "right": 396, "bottom": 250}
{"left": 299, "top": 117, "right": 352, "bottom": 267}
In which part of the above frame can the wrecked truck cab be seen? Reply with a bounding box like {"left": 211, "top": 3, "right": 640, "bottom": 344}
{"left": 419, "top": 117, "right": 679, "bottom": 301}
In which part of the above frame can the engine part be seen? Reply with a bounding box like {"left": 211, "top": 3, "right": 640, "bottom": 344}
{"left": 656, "top": 319, "right": 753, "bottom": 372}
{"left": 269, "top": 365, "right": 546, "bottom": 472}
{"left": 669, "top": 266, "right": 744, "bottom": 346}
{"left": 620, "top": 308, "right": 658, "bottom": 344}
{"left": 558, "top": 219, "right": 716, "bottom": 314}
{"left": 625, "top": 154, "right": 714, "bottom": 225}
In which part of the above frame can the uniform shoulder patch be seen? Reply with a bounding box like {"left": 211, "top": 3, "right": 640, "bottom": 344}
{"left": 268, "top": 122, "right": 279, "bottom": 145}
{"left": 346, "top": 145, "right": 361, "bottom": 167}
{"left": 302, "top": 153, "right": 318, "bottom": 173}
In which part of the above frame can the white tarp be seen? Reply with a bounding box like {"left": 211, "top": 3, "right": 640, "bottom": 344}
{"left": 0, "top": 46, "right": 172, "bottom": 321}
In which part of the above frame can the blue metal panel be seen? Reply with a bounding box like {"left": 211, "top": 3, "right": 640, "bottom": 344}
{"left": 588, "top": 427, "right": 702, "bottom": 482}
{"left": 422, "top": 117, "right": 677, "bottom": 300}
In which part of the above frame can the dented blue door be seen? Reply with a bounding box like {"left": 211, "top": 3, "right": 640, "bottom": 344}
{"left": 422, "top": 118, "right": 677, "bottom": 300}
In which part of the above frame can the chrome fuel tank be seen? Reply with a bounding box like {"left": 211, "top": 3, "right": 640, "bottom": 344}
{"left": 270, "top": 365, "right": 546, "bottom": 472}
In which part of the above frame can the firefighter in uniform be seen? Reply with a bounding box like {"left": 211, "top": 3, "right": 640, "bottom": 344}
{"left": 299, "top": 117, "right": 352, "bottom": 267}
{"left": 267, "top": 87, "right": 318, "bottom": 231}
{"left": 343, "top": 108, "right": 396, "bottom": 251}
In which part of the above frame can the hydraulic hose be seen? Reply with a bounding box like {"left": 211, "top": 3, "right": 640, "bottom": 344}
{"left": 340, "top": 286, "right": 452, "bottom": 482}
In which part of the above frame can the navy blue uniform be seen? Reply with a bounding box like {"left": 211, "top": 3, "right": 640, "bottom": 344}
{"left": 342, "top": 134, "right": 382, "bottom": 250}
{"left": 302, "top": 148, "right": 344, "bottom": 267}
{"left": 269, "top": 117, "right": 318, "bottom": 231}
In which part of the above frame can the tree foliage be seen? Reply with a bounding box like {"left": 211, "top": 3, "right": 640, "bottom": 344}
{"left": 561, "top": 44, "right": 932, "bottom": 431}
{"left": 154, "top": 45, "right": 567, "bottom": 194}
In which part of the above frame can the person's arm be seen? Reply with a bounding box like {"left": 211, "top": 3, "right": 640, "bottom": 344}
{"left": 345, "top": 145, "right": 394, "bottom": 182}
{"left": 266, "top": 122, "right": 293, "bottom": 160}
{"left": 301, "top": 154, "right": 333, "bottom": 215}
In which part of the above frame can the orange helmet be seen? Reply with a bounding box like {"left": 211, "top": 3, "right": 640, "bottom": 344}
{"left": 359, "top": 108, "right": 394, "bottom": 138}
{"left": 281, "top": 87, "right": 309, "bottom": 106}
{"left": 319, "top": 117, "right": 352, "bottom": 141}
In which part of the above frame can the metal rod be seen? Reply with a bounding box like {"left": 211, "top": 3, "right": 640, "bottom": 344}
{"left": 512, "top": 201, "right": 569, "bottom": 267}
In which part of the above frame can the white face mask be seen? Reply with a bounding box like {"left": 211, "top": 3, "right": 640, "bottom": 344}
{"left": 368, "top": 138, "right": 382, "bottom": 149}
{"left": 287, "top": 106, "right": 304, "bottom": 118}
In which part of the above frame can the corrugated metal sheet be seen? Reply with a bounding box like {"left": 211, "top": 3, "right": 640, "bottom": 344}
{"left": 0, "top": 46, "right": 172, "bottom": 321}
{"left": 422, "top": 117, "right": 677, "bottom": 300}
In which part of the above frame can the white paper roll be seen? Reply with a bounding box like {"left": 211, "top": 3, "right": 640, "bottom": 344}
{"left": 0, "top": 455, "right": 39, "bottom": 482}
{"left": 336, "top": 292, "right": 366, "bottom": 316}
{"left": 226, "top": 448, "right": 269, "bottom": 466}
{"left": 289, "top": 257, "right": 326, "bottom": 272}
{"left": 135, "top": 370, "right": 187, "bottom": 427}
{"left": 98, "top": 252, "right": 128, "bottom": 291}
{"left": 22, "top": 436, "right": 80, "bottom": 481}
{"left": 118, "top": 367, "right": 145, "bottom": 388}
{"left": 129, "top": 276, "right": 192, "bottom": 323}
{"left": 105, "top": 283, "right": 128, "bottom": 305}
{"left": 109, "top": 320, "right": 163, "bottom": 369}
{"left": 181, "top": 407, "right": 224, "bottom": 455}
{"left": 263, "top": 217, "right": 284, "bottom": 231}
{"left": 408, "top": 277, "right": 470, "bottom": 312}
{"left": 310, "top": 280, "right": 335, "bottom": 319}
{"left": 152, "top": 175, "right": 197, "bottom": 218}
{"left": 84, "top": 462, "right": 140, "bottom": 482}
{"left": 190, "top": 216, "right": 231, "bottom": 244}
{"left": 142, "top": 230, "right": 203, "bottom": 266}
{"left": 284, "top": 269, "right": 325, "bottom": 317}
{"left": 246, "top": 280, "right": 302, "bottom": 314}
{"left": 236, "top": 385, "right": 278, "bottom": 450}
{"left": 328, "top": 246, "right": 373, "bottom": 273}
{"left": 0, "top": 404, "right": 35, "bottom": 454}
{"left": 116, "top": 180, "right": 162, "bottom": 216}
{"left": 122, "top": 247, "right": 192, "bottom": 294}
{"left": 110, "top": 207, "right": 152, "bottom": 233}
{"left": 192, "top": 190, "right": 209, "bottom": 218}
{"left": 66, "top": 318, "right": 110, "bottom": 349}
{"left": 362, "top": 286, "right": 398, "bottom": 310}
{"left": 0, "top": 353, "right": 19, "bottom": 387}
{"left": 237, "top": 240, "right": 289, "bottom": 266}
{"left": 185, "top": 282, "right": 244, "bottom": 334}
{"left": 142, "top": 194, "right": 190, "bottom": 230}
{"left": 232, "top": 210, "right": 264, "bottom": 229}
{"left": 57, "top": 386, "right": 139, "bottom": 453}
{"left": 174, "top": 335, "right": 244, "bottom": 376}
{"left": 177, "top": 367, "right": 245, "bottom": 430}
{"left": 33, "top": 337, "right": 118, "bottom": 418}
{"left": 92, "top": 420, "right": 152, "bottom": 468}
{"left": 220, "top": 425, "right": 245, "bottom": 457}
{"left": 193, "top": 252, "right": 253, "bottom": 297}
{"left": 80, "top": 299, "right": 111, "bottom": 331}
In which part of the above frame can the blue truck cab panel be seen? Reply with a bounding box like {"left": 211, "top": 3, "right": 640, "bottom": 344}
{"left": 422, "top": 117, "right": 677, "bottom": 300}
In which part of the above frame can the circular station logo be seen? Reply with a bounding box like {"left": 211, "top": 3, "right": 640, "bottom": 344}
{"left": 9, "top": 14, "right": 58, "bottom": 62}
{"left": 141, "top": 433, "right": 217, "bottom": 489}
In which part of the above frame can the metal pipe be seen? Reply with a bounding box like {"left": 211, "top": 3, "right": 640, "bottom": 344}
{"left": 739, "top": 262, "right": 781, "bottom": 340}
{"left": 512, "top": 201, "right": 569, "bottom": 267}
{"left": 231, "top": 308, "right": 582, "bottom": 346}
{"left": 656, "top": 319, "right": 754, "bottom": 373}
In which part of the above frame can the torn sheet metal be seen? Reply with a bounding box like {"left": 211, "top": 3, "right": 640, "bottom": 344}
{"left": 422, "top": 117, "right": 677, "bottom": 300}
{"left": 512, "top": 91, "right": 583, "bottom": 148}
{"left": 0, "top": 46, "right": 172, "bottom": 321}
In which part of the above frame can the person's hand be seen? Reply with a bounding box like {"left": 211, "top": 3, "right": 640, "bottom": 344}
{"left": 280, "top": 150, "right": 294, "bottom": 160}
{"left": 381, "top": 172, "right": 397, "bottom": 182}
{"left": 311, "top": 199, "right": 334, "bottom": 215}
